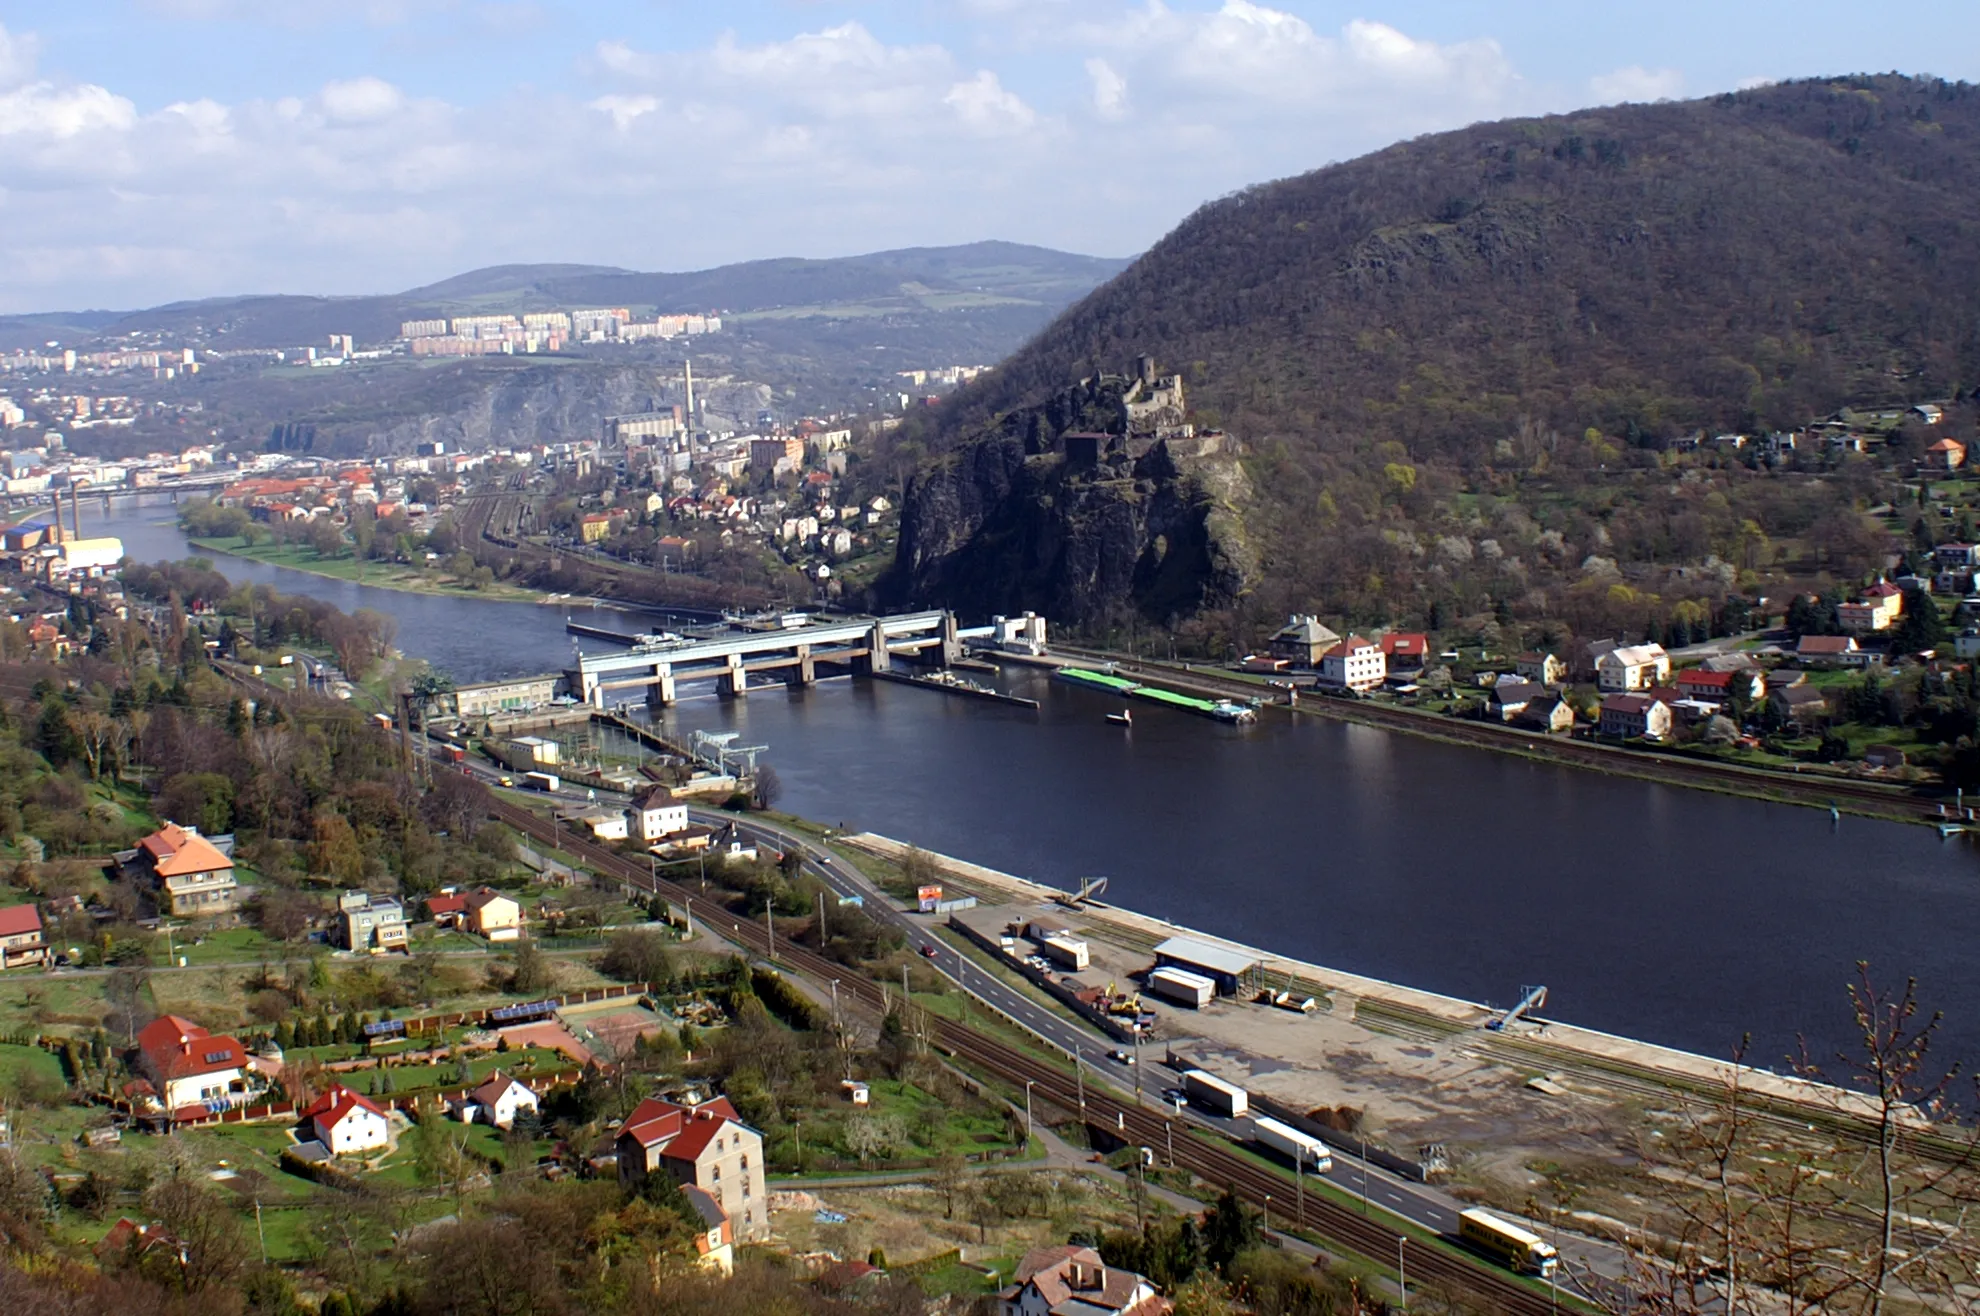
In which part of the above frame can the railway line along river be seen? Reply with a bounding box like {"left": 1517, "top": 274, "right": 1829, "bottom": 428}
{"left": 104, "top": 496, "right": 1980, "bottom": 1076}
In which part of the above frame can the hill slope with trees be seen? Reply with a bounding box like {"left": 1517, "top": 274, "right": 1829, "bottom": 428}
{"left": 882, "top": 76, "right": 1980, "bottom": 642}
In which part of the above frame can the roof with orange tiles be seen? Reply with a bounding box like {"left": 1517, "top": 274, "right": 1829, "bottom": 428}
{"left": 139, "top": 823, "right": 233, "bottom": 878}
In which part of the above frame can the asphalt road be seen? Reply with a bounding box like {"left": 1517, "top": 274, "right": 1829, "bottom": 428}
{"left": 443, "top": 743, "right": 1615, "bottom": 1290}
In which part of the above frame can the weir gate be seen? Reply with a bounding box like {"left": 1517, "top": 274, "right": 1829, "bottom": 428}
{"left": 570, "top": 610, "right": 962, "bottom": 707}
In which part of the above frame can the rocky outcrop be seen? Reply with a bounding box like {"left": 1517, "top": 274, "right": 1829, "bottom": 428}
{"left": 884, "top": 426, "right": 1253, "bottom": 628}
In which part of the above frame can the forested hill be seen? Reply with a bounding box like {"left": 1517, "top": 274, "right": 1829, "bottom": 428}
{"left": 884, "top": 76, "right": 1980, "bottom": 635}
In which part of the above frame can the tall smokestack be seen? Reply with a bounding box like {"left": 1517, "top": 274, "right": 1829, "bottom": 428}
{"left": 70, "top": 485, "right": 81, "bottom": 541}
{"left": 684, "top": 358, "right": 695, "bottom": 438}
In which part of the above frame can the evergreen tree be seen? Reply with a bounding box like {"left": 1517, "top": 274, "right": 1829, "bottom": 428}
{"left": 1202, "top": 1188, "right": 1261, "bottom": 1274}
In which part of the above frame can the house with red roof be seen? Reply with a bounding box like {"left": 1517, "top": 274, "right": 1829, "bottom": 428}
{"left": 1378, "top": 631, "right": 1429, "bottom": 673}
{"left": 1317, "top": 635, "right": 1386, "bottom": 692}
{"left": 133, "top": 1015, "right": 257, "bottom": 1116}
{"left": 616, "top": 1095, "right": 767, "bottom": 1241}
{"left": 1675, "top": 668, "right": 1764, "bottom": 706}
{"left": 135, "top": 822, "right": 237, "bottom": 916}
{"left": 300, "top": 1083, "right": 391, "bottom": 1155}
{"left": 0, "top": 902, "right": 47, "bottom": 969}
{"left": 425, "top": 891, "right": 470, "bottom": 928}
{"left": 998, "top": 1244, "right": 1169, "bottom": 1316}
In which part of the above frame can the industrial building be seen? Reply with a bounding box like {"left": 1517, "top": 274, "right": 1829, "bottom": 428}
{"left": 1151, "top": 935, "right": 1259, "bottom": 997}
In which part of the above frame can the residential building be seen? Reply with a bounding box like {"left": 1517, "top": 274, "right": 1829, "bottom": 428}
{"left": 632, "top": 785, "right": 689, "bottom": 842}
{"left": 1956, "top": 627, "right": 1980, "bottom": 660}
{"left": 1597, "top": 644, "right": 1671, "bottom": 692}
{"left": 301, "top": 1083, "right": 391, "bottom": 1155}
{"left": 133, "top": 1015, "right": 256, "bottom": 1115}
{"left": 1574, "top": 638, "right": 1620, "bottom": 682}
{"left": 426, "top": 890, "right": 469, "bottom": 928}
{"left": 1486, "top": 677, "right": 1548, "bottom": 721}
{"left": 1600, "top": 694, "right": 1673, "bottom": 741}
{"left": 455, "top": 1072, "right": 540, "bottom": 1128}
{"left": 1934, "top": 543, "right": 1979, "bottom": 569}
{"left": 135, "top": 822, "right": 237, "bottom": 917}
{"left": 1317, "top": 635, "right": 1386, "bottom": 692}
{"left": 749, "top": 436, "right": 803, "bottom": 476}
{"left": 1512, "top": 694, "right": 1577, "bottom": 734}
{"left": 1378, "top": 631, "right": 1429, "bottom": 672}
{"left": 337, "top": 892, "right": 407, "bottom": 953}
{"left": 1838, "top": 582, "right": 1904, "bottom": 634}
{"left": 1771, "top": 685, "right": 1831, "bottom": 726}
{"left": 579, "top": 512, "right": 614, "bottom": 544}
{"left": 681, "top": 1184, "right": 735, "bottom": 1274}
{"left": 998, "top": 1244, "right": 1169, "bottom": 1316}
{"left": 1514, "top": 652, "right": 1566, "bottom": 686}
{"left": 0, "top": 902, "right": 47, "bottom": 968}
{"left": 572, "top": 810, "right": 628, "bottom": 841}
{"left": 1797, "top": 634, "right": 1862, "bottom": 665}
{"left": 1675, "top": 669, "right": 1764, "bottom": 706}
{"left": 1925, "top": 437, "right": 1966, "bottom": 470}
{"left": 1267, "top": 615, "right": 1340, "bottom": 668}
{"left": 617, "top": 1096, "right": 768, "bottom": 1241}
{"left": 463, "top": 887, "right": 522, "bottom": 941}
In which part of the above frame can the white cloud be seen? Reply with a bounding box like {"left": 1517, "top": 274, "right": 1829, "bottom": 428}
{"left": 1589, "top": 65, "right": 1685, "bottom": 104}
{"left": 945, "top": 70, "right": 1038, "bottom": 134}
{"left": 589, "top": 94, "right": 658, "bottom": 131}
{"left": 320, "top": 76, "right": 405, "bottom": 123}
{"left": 1086, "top": 57, "right": 1128, "bottom": 120}
{"left": 0, "top": 82, "right": 137, "bottom": 139}
{"left": 0, "top": 22, "right": 39, "bottom": 89}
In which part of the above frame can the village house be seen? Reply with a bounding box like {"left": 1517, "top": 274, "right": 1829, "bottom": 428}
{"left": 998, "top": 1245, "right": 1169, "bottom": 1316}
{"left": 453, "top": 1072, "right": 540, "bottom": 1128}
{"left": 632, "top": 785, "right": 690, "bottom": 842}
{"left": 0, "top": 902, "right": 47, "bottom": 968}
{"left": 578, "top": 512, "right": 614, "bottom": 543}
{"left": 1515, "top": 652, "right": 1567, "bottom": 686}
{"left": 1574, "top": 637, "right": 1620, "bottom": 682}
{"left": 301, "top": 1083, "right": 392, "bottom": 1156}
{"left": 1486, "top": 678, "right": 1549, "bottom": 722}
{"left": 681, "top": 1184, "right": 735, "bottom": 1274}
{"left": 1599, "top": 693, "right": 1673, "bottom": 742}
{"left": 1771, "top": 684, "right": 1831, "bottom": 726}
{"left": 1597, "top": 643, "right": 1671, "bottom": 692}
{"left": 134, "top": 822, "right": 237, "bottom": 917}
{"left": 1925, "top": 437, "right": 1966, "bottom": 471}
{"left": 336, "top": 892, "right": 407, "bottom": 953}
{"left": 571, "top": 809, "right": 629, "bottom": 841}
{"left": 1267, "top": 615, "right": 1340, "bottom": 668}
{"left": 1797, "top": 634, "right": 1864, "bottom": 665}
{"left": 1513, "top": 693, "right": 1578, "bottom": 734}
{"left": 463, "top": 887, "right": 522, "bottom": 941}
{"left": 1675, "top": 668, "right": 1764, "bottom": 706}
{"left": 1378, "top": 631, "right": 1429, "bottom": 673}
{"left": 1317, "top": 635, "right": 1386, "bottom": 692}
{"left": 1838, "top": 582, "right": 1904, "bottom": 634}
{"left": 425, "top": 890, "right": 469, "bottom": 928}
{"left": 617, "top": 1095, "right": 768, "bottom": 1242}
{"left": 133, "top": 1015, "right": 257, "bottom": 1116}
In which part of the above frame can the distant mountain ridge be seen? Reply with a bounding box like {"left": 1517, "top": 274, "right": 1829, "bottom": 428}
{"left": 0, "top": 241, "right": 1129, "bottom": 351}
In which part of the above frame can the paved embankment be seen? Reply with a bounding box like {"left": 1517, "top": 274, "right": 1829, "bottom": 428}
{"left": 844, "top": 832, "right": 1893, "bottom": 1124}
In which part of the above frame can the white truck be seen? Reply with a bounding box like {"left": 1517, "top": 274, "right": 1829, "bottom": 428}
{"left": 523, "top": 771, "right": 561, "bottom": 792}
{"left": 1148, "top": 967, "right": 1216, "bottom": 1008}
{"left": 1181, "top": 1068, "right": 1249, "bottom": 1119}
{"left": 1251, "top": 1115, "right": 1334, "bottom": 1172}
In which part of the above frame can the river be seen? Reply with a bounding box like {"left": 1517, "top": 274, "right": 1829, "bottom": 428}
{"left": 102, "top": 495, "right": 1980, "bottom": 1075}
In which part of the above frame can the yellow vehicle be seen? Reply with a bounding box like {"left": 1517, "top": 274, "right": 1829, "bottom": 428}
{"left": 498, "top": 775, "right": 514, "bottom": 787}
{"left": 1458, "top": 1209, "right": 1558, "bottom": 1277}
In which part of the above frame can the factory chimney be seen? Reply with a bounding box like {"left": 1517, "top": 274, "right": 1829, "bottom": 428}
{"left": 683, "top": 358, "right": 695, "bottom": 439}
{"left": 69, "top": 485, "right": 81, "bottom": 541}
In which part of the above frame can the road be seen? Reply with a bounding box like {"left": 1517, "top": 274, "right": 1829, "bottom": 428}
{"left": 435, "top": 740, "right": 1616, "bottom": 1297}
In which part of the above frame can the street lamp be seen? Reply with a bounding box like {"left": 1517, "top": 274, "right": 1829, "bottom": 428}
{"left": 1023, "top": 1079, "right": 1035, "bottom": 1146}
{"left": 1398, "top": 1237, "right": 1407, "bottom": 1311}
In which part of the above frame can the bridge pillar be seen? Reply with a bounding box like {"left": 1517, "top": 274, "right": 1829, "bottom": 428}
{"left": 940, "top": 612, "right": 960, "bottom": 668}
{"left": 722, "top": 653, "right": 749, "bottom": 698}
{"left": 868, "top": 620, "right": 892, "bottom": 673}
{"left": 648, "top": 665, "right": 676, "bottom": 707}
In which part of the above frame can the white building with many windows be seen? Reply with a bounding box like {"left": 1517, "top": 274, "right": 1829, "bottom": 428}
{"left": 1316, "top": 635, "right": 1386, "bottom": 692}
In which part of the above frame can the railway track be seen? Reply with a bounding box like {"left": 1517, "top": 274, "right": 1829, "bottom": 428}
{"left": 486, "top": 796, "right": 1574, "bottom": 1313}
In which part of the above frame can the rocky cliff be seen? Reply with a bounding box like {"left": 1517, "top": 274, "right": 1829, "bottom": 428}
{"left": 884, "top": 378, "right": 1253, "bottom": 627}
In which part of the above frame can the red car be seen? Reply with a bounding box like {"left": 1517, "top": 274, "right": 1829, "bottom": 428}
{"left": 920, "top": 944, "right": 939, "bottom": 959}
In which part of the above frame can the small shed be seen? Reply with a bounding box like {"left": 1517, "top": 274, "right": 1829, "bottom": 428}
{"left": 1151, "top": 935, "right": 1259, "bottom": 997}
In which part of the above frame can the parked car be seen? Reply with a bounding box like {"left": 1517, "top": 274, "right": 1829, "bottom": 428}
{"left": 1108, "top": 1049, "right": 1135, "bottom": 1066}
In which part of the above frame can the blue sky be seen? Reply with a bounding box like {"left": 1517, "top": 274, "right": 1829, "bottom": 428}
{"left": 2, "top": 1, "right": 1977, "bottom": 311}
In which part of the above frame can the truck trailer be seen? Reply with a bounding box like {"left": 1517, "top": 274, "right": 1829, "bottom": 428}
{"left": 1148, "top": 967, "right": 1216, "bottom": 1008}
{"left": 1039, "top": 933, "right": 1090, "bottom": 971}
{"left": 523, "top": 771, "right": 561, "bottom": 792}
{"left": 1251, "top": 1116, "right": 1333, "bottom": 1172}
{"left": 1181, "top": 1069, "right": 1249, "bottom": 1119}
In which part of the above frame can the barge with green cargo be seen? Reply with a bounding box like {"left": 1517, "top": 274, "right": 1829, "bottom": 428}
{"left": 1053, "top": 666, "right": 1259, "bottom": 724}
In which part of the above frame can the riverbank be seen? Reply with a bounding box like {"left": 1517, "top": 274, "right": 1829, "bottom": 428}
{"left": 1045, "top": 649, "right": 1952, "bottom": 828}
{"left": 842, "top": 833, "right": 1897, "bottom": 1129}
{"left": 186, "top": 536, "right": 548, "bottom": 604}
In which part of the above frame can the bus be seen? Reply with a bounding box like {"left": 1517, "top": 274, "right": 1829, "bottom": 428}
{"left": 1458, "top": 1209, "right": 1558, "bottom": 1277}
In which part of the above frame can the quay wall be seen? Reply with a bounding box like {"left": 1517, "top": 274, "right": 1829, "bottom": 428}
{"left": 844, "top": 833, "right": 1888, "bottom": 1122}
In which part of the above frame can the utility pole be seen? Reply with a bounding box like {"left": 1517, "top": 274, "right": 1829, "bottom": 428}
{"left": 1074, "top": 1048, "right": 1084, "bottom": 1116}
{"left": 1023, "top": 1080, "right": 1034, "bottom": 1146}
{"left": 1398, "top": 1237, "right": 1407, "bottom": 1310}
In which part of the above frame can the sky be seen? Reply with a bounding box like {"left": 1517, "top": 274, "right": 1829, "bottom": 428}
{"left": 2, "top": 1, "right": 1979, "bottom": 313}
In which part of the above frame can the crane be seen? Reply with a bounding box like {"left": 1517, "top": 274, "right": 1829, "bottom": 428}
{"left": 1056, "top": 875, "right": 1109, "bottom": 908}
{"left": 1485, "top": 984, "right": 1548, "bottom": 1032}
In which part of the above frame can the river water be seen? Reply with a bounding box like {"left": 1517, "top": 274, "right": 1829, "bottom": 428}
{"left": 102, "top": 495, "right": 1980, "bottom": 1074}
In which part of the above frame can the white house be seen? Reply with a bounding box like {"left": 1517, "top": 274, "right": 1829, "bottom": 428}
{"left": 133, "top": 1015, "right": 257, "bottom": 1115}
{"left": 632, "top": 786, "right": 689, "bottom": 842}
{"left": 1597, "top": 643, "right": 1671, "bottom": 692}
{"left": 998, "top": 1245, "right": 1166, "bottom": 1316}
{"left": 1317, "top": 635, "right": 1386, "bottom": 692}
{"left": 457, "top": 1072, "right": 540, "bottom": 1129}
{"left": 302, "top": 1084, "right": 391, "bottom": 1155}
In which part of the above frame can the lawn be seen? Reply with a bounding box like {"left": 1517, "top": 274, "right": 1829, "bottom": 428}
{"left": 767, "top": 1075, "right": 1017, "bottom": 1170}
